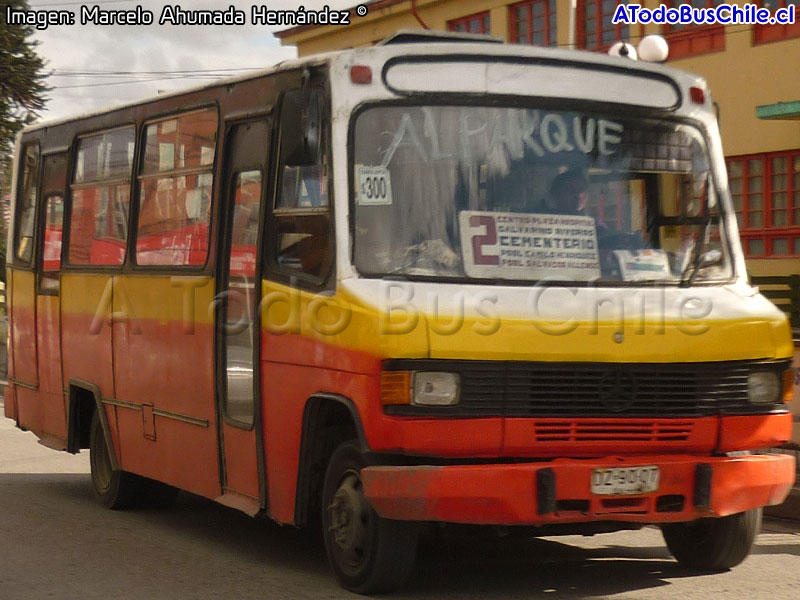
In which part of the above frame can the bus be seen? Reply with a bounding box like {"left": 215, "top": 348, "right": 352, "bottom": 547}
{"left": 5, "top": 34, "right": 796, "bottom": 593}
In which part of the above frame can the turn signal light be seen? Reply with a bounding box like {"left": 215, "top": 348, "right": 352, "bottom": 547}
{"left": 380, "top": 371, "right": 411, "bottom": 405}
{"left": 782, "top": 369, "right": 795, "bottom": 404}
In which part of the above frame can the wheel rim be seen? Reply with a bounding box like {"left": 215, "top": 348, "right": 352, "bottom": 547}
{"left": 327, "top": 469, "right": 374, "bottom": 577}
{"left": 91, "top": 424, "right": 113, "bottom": 494}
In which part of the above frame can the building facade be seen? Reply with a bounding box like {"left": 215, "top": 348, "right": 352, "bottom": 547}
{"left": 277, "top": 0, "right": 800, "bottom": 277}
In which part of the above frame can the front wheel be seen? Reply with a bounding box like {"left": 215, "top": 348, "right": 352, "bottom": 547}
{"left": 661, "top": 508, "right": 762, "bottom": 570}
{"left": 321, "top": 442, "right": 418, "bottom": 594}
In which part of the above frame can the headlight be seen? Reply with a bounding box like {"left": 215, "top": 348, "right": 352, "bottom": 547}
{"left": 412, "top": 372, "right": 460, "bottom": 406}
{"left": 747, "top": 372, "right": 780, "bottom": 404}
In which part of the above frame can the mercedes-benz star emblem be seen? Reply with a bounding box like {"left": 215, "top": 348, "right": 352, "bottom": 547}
{"left": 598, "top": 370, "right": 637, "bottom": 412}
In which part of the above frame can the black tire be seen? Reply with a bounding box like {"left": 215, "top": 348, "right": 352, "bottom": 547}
{"left": 661, "top": 508, "right": 762, "bottom": 570}
{"left": 89, "top": 412, "right": 178, "bottom": 510}
{"left": 321, "top": 441, "right": 418, "bottom": 594}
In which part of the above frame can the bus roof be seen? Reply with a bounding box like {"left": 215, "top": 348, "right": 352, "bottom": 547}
{"left": 23, "top": 41, "right": 704, "bottom": 135}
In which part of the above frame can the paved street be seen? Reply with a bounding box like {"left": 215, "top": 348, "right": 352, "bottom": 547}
{"left": 2, "top": 410, "right": 800, "bottom": 599}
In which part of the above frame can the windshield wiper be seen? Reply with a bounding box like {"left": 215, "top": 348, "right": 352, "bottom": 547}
{"left": 679, "top": 173, "right": 715, "bottom": 288}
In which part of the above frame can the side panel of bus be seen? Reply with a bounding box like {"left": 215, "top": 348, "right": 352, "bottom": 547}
{"left": 108, "top": 106, "right": 221, "bottom": 498}
{"left": 60, "top": 274, "right": 117, "bottom": 441}
{"left": 8, "top": 68, "right": 313, "bottom": 515}
{"left": 111, "top": 275, "right": 219, "bottom": 497}
{"left": 10, "top": 270, "right": 39, "bottom": 424}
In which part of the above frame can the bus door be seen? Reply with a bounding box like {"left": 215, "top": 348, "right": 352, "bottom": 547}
{"left": 8, "top": 144, "right": 40, "bottom": 427}
{"left": 34, "top": 153, "right": 67, "bottom": 443}
{"left": 215, "top": 119, "right": 271, "bottom": 509}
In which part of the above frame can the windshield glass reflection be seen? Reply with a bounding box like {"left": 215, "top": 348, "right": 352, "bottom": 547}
{"left": 353, "top": 106, "right": 731, "bottom": 285}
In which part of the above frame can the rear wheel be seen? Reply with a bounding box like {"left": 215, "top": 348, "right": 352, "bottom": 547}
{"left": 90, "top": 411, "right": 132, "bottom": 509}
{"left": 661, "top": 508, "right": 762, "bottom": 570}
{"left": 321, "top": 441, "right": 418, "bottom": 594}
{"left": 89, "top": 412, "right": 177, "bottom": 509}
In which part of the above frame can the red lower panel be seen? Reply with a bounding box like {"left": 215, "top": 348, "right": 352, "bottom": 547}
{"left": 113, "top": 318, "right": 219, "bottom": 499}
{"left": 222, "top": 425, "right": 259, "bottom": 499}
{"left": 259, "top": 363, "right": 504, "bottom": 524}
{"left": 261, "top": 352, "right": 391, "bottom": 523}
{"left": 368, "top": 417, "right": 504, "bottom": 457}
{"left": 717, "top": 413, "right": 792, "bottom": 452}
{"left": 504, "top": 417, "right": 719, "bottom": 457}
{"left": 36, "top": 294, "right": 66, "bottom": 440}
{"left": 362, "top": 453, "right": 795, "bottom": 525}
{"left": 15, "top": 387, "right": 42, "bottom": 434}
{"left": 3, "top": 386, "right": 16, "bottom": 420}
{"left": 260, "top": 331, "right": 381, "bottom": 376}
{"left": 115, "top": 404, "right": 219, "bottom": 497}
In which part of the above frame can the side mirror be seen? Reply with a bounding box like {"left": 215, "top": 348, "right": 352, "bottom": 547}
{"left": 280, "top": 88, "right": 321, "bottom": 167}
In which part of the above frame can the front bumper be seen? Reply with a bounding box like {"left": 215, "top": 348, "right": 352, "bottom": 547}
{"left": 361, "top": 453, "right": 795, "bottom": 525}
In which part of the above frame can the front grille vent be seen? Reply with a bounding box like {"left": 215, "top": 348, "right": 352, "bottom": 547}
{"left": 532, "top": 420, "right": 693, "bottom": 443}
{"left": 384, "top": 359, "right": 789, "bottom": 418}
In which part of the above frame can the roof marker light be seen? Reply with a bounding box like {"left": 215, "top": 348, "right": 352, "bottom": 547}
{"left": 608, "top": 41, "right": 638, "bottom": 60}
{"left": 350, "top": 65, "right": 372, "bottom": 84}
{"left": 690, "top": 86, "right": 706, "bottom": 105}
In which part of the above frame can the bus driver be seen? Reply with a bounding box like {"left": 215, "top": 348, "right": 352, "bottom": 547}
{"left": 544, "top": 169, "right": 589, "bottom": 215}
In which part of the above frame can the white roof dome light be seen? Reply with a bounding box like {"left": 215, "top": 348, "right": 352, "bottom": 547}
{"left": 637, "top": 35, "right": 670, "bottom": 63}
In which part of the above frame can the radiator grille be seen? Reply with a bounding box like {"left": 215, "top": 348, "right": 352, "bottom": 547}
{"left": 384, "top": 359, "right": 789, "bottom": 418}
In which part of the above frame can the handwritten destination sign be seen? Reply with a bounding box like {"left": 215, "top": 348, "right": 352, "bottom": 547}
{"left": 459, "top": 211, "right": 601, "bottom": 280}
{"left": 379, "top": 109, "right": 624, "bottom": 168}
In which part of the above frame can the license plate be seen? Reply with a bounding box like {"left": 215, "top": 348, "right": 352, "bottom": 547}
{"left": 591, "top": 466, "right": 660, "bottom": 495}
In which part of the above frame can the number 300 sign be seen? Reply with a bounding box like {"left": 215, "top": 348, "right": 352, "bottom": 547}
{"left": 356, "top": 165, "right": 393, "bottom": 206}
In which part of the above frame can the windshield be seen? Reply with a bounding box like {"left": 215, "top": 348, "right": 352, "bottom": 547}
{"left": 352, "top": 105, "right": 732, "bottom": 284}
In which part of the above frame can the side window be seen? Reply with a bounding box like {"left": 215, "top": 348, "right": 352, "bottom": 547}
{"left": 278, "top": 164, "right": 328, "bottom": 209}
{"left": 68, "top": 127, "right": 135, "bottom": 266}
{"left": 136, "top": 108, "right": 218, "bottom": 267}
{"left": 41, "top": 194, "right": 64, "bottom": 291}
{"left": 273, "top": 92, "right": 332, "bottom": 280}
{"left": 15, "top": 144, "right": 39, "bottom": 265}
{"left": 231, "top": 170, "right": 263, "bottom": 278}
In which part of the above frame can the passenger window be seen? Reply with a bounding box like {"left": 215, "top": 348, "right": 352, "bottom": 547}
{"left": 136, "top": 109, "right": 217, "bottom": 267}
{"left": 41, "top": 194, "right": 64, "bottom": 291}
{"left": 68, "top": 127, "right": 135, "bottom": 266}
{"left": 15, "top": 145, "right": 39, "bottom": 265}
{"left": 231, "top": 170, "right": 262, "bottom": 278}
